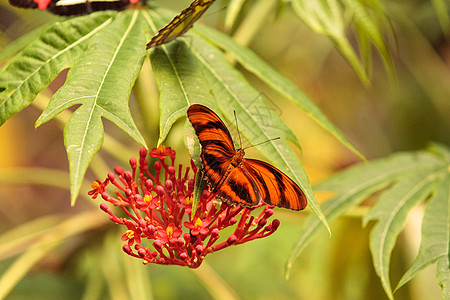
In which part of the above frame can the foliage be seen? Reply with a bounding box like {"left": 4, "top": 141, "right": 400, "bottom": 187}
{"left": 0, "top": 0, "right": 448, "bottom": 299}
{"left": 0, "top": 5, "right": 364, "bottom": 227}
{"left": 290, "top": 144, "right": 450, "bottom": 299}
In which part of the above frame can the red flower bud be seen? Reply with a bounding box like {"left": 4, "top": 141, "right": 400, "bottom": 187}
{"left": 195, "top": 245, "right": 204, "bottom": 254}
{"left": 100, "top": 203, "right": 109, "bottom": 212}
{"left": 124, "top": 171, "right": 133, "bottom": 182}
{"left": 108, "top": 172, "right": 116, "bottom": 181}
{"left": 123, "top": 244, "right": 132, "bottom": 254}
{"left": 137, "top": 248, "right": 146, "bottom": 257}
{"left": 165, "top": 180, "right": 173, "bottom": 191}
{"left": 167, "top": 166, "right": 176, "bottom": 176}
{"left": 145, "top": 179, "right": 153, "bottom": 190}
{"left": 258, "top": 218, "right": 267, "bottom": 227}
{"left": 129, "top": 157, "right": 137, "bottom": 168}
{"left": 114, "top": 166, "right": 124, "bottom": 175}
{"left": 139, "top": 147, "right": 148, "bottom": 158}
{"left": 271, "top": 219, "right": 280, "bottom": 230}
{"left": 226, "top": 235, "right": 237, "bottom": 245}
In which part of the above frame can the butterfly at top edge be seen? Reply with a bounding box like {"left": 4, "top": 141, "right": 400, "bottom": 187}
{"left": 146, "top": 0, "right": 216, "bottom": 49}
{"left": 8, "top": 0, "right": 143, "bottom": 15}
{"left": 187, "top": 104, "right": 308, "bottom": 211}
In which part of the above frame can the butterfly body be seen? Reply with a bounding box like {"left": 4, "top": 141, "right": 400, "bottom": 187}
{"left": 187, "top": 104, "right": 307, "bottom": 211}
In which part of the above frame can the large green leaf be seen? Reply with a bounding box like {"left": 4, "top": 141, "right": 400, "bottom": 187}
{"left": 195, "top": 25, "right": 364, "bottom": 160}
{"left": 342, "top": 0, "right": 394, "bottom": 79}
{"left": 396, "top": 175, "right": 450, "bottom": 298}
{"left": 288, "top": 145, "right": 450, "bottom": 298}
{"left": 0, "top": 22, "right": 56, "bottom": 63}
{"left": 290, "top": 0, "right": 368, "bottom": 83}
{"left": 35, "top": 10, "right": 148, "bottom": 204}
{"left": 286, "top": 151, "right": 442, "bottom": 276}
{"left": 290, "top": 0, "right": 393, "bottom": 84}
{"left": 364, "top": 170, "right": 442, "bottom": 299}
{"left": 145, "top": 9, "right": 326, "bottom": 229}
{"left": 0, "top": 12, "right": 115, "bottom": 125}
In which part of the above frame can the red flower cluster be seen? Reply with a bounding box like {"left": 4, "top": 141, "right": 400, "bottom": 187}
{"left": 89, "top": 146, "right": 280, "bottom": 268}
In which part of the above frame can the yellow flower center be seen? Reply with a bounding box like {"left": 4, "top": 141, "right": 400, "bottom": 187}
{"left": 144, "top": 194, "right": 152, "bottom": 203}
{"left": 166, "top": 226, "right": 173, "bottom": 238}
{"left": 125, "top": 230, "right": 134, "bottom": 239}
{"left": 91, "top": 181, "right": 100, "bottom": 189}
{"left": 194, "top": 218, "right": 203, "bottom": 228}
{"left": 157, "top": 145, "right": 166, "bottom": 154}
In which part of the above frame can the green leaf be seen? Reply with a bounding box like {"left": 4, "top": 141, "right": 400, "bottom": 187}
{"left": 431, "top": 0, "right": 450, "bottom": 36}
{"left": 437, "top": 254, "right": 450, "bottom": 300}
{"left": 195, "top": 25, "right": 365, "bottom": 160}
{"left": 343, "top": 0, "right": 395, "bottom": 79}
{"left": 0, "top": 12, "right": 115, "bottom": 125}
{"left": 145, "top": 10, "right": 217, "bottom": 145}
{"left": 0, "top": 22, "right": 55, "bottom": 63}
{"left": 36, "top": 10, "right": 147, "bottom": 205}
{"left": 290, "top": 0, "right": 394, "bottom": 84}
{"left": 286, "top": 150, "right": 442, "bottom": 277}
{"left": 224, "top": 0, "right": 247, "bottom": 31}
{"left": 286, "top": 181, "right": 389, "bottom": 278}
{"left": 317, "top": 151, "right": 442, "bottom": 194}
{"left": 289, "top": 0, "right": 368, "bottom": 83}
{"left": 291, "top": 146, "right": 450, "bottom": 298}
{"left": 147, "top": 9, "right": 324, "bottom": 228}
{"left": 364, "top": 170, "right": 443, "bottom": 299}
{"left": 396, "top": 175, "right": 450, "bottom": 295}
{"left": 230, "top": 0, "right": 278, "bottom": 46}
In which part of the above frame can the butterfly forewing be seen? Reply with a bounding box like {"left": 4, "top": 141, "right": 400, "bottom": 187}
{"left": 187, "top": 104, "right": 236, "bottom": 192}
{"left": 146, "top": 0, "right": 216, "bottom": 49}
{"left": 187, "top": 104, "right": 307, "bottom": 211}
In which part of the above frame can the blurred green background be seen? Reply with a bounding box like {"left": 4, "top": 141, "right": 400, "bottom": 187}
{"left": 0, "top": 0, "right": 448, "bottom": 299}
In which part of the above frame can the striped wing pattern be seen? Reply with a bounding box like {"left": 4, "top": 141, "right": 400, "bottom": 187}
{"left": 146, "top": 0, "right": 216, "bottom": 49}
{"left": 243, "top": 159, "right": 307, "bottom": 210}
{"left": 187, "top": 104, "right": 307, "bottom": 211}
{"left": 9, "top": 0, "right": 134, "bottom": 15}
{"left": 187, "top": 104, "right": 235, "bottom": 192}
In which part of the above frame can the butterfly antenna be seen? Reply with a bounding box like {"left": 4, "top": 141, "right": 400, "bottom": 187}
{"left": 234, "top": 110, "right": 243, "bottom": 149}
{"left": 243, "top": 137, "right": 281, "bottom": 151}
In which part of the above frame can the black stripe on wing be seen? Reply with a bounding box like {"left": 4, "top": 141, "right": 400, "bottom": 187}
{"left": 243, "top": 159, "right": 307, "bottom": 210}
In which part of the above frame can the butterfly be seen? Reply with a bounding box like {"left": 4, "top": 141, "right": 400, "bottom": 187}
{"left": 8, "top": 0, "right": 139, "bottom": 15}
{"left": 187, "top": 104, "right": 307, "bottom": 211}
{"left": 146, "top": 0, "right": 215, "bottom": 49}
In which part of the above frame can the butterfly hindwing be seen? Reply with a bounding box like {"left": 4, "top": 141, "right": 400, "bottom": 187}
{"left": 216, "top": 164, "right": 262, "bottom": 207}
{"left": 243, "top": 159, "right": 307, "bottom": 210}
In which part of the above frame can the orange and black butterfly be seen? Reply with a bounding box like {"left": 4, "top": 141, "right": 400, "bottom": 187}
{"left": 187, "top": 104, "right": 307, "bottom": 211}
{"left": 146, "top": 0, "right": 216, "bottom": 49}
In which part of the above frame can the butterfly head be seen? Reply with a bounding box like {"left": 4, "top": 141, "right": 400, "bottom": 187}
{"left": 230, "top": 149, "right": 245, "bottom": 167}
